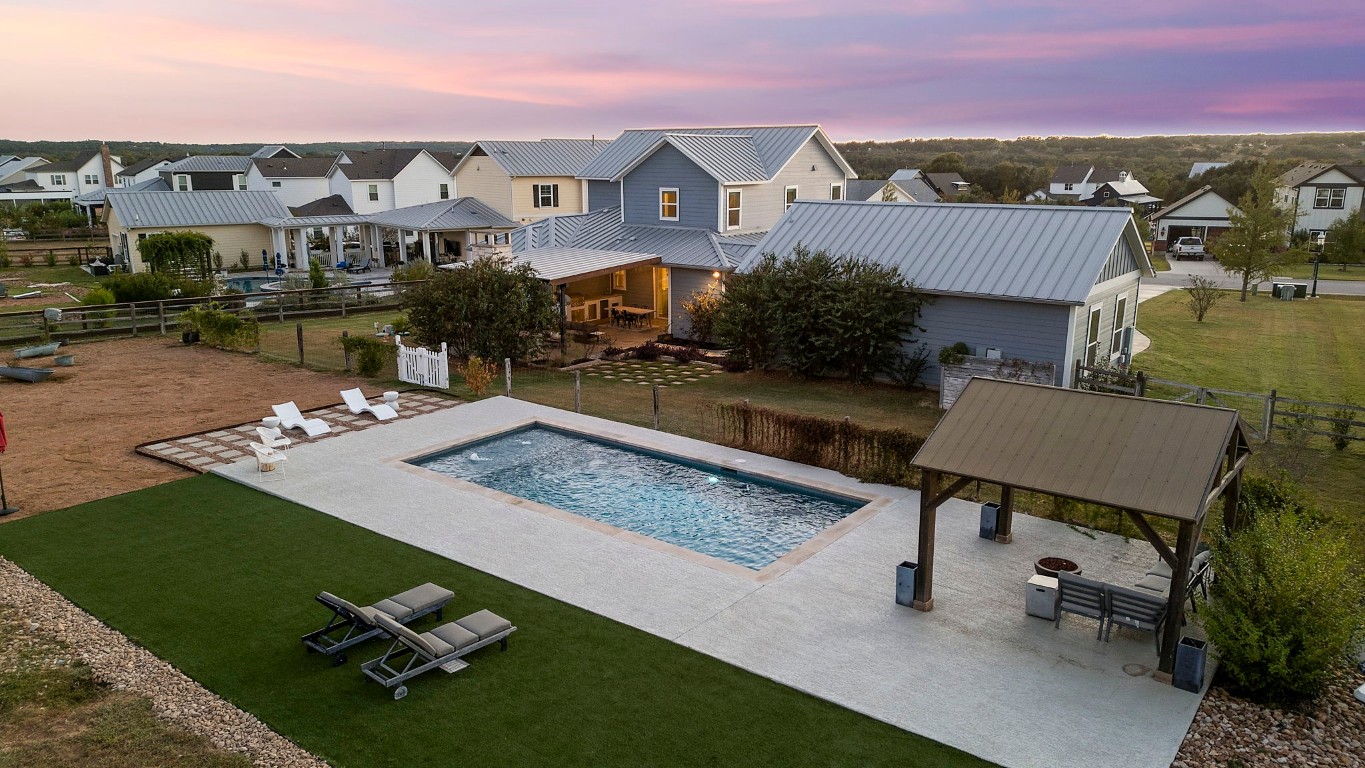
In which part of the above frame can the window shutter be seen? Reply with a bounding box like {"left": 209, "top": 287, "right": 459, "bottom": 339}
{"left": 552, "top": 185, "right": 559, "bottom": 208}
{"left": 532, "top": 185, "right": 540, "bottom": 208}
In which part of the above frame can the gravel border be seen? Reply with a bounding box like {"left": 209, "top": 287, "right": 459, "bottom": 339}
{"left": 0, "top": 556, "right": 327, "bottom": 768}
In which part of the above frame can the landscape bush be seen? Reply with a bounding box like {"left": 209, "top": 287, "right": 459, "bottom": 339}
{"left": 681, "top": 290, "right": 722, "bottom": 345}
{"left": 79, "top": 287, "right": 116, "bottom": 328}
{"left": 937, "top": 341, "right": 972, "bottom": 366}
{"left": 391, "top": 260, "right": 436, "bottom": 284}
{"left": 633, "top": 341, "right": 663, "bottom": 361}
{"left": 338, "top": 334, "right": 390, "bottom": 377}
{"left": 101, "top": 272, "right": 211, "bottom": 303}
{"left": 402, "top": 255, "right": 555, "bottom": 362}
{"left": 176, "top": 302, "right": 258, "bottom": 350}
{"left": 462, "top": 355, "right": 497, "bottom": 396}
{"left": 1201, "top": 482, "right": 1365, "bottom": 703}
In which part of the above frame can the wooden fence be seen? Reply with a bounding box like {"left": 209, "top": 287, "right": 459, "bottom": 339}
{"left": 395, "top": 335, "right": 450, "bottom": 389}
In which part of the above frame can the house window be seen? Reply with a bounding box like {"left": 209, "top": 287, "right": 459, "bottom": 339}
{"left": 533, "top": 183, "right": 559, "bottom": 208}
{"left": 1084, "top": 305, "right": 1102, "bottom": 366}
{"left": 1102, "top": 191, "right": 1111, "bottom": 198}
{"left": 1064, "top": 182, "right": 1074, "bottom": 191}
{"left": 1111, "top": 295, "right": 1128, "bottom": 355}
{"left": 612, "top": 270, "right": 626, "bottom": 291}
{"left": 367, "top": 184, "right": 379, "bottom": 202}
{"left": 659, "top": 188, "right": 678, "bottom": 221}
{"left": 271, "top": 181, "right": 282, "bottom": 188}
{"left": 785, "top": 186, "right": 798, "bottom": 211}
{"left": 726, "top": 190, "right": 741, "bottom": 229}
{"left": 831, "top": 183, "right": 843, "bottom": 201}
{"left": 84, "top": 174, "right": 98, "bottom": 185}
{"left": 1314, "top": 188, "right": 1346, "bottom": 209}
{"left": 51, "top": 174, "right": 67, "bottom": 186}
{"left": 174, "top": 174, "right": 190, "bottom": 191}
{"left": 233, "top": 174, "right": 247, "bottom": 190}
{"left": 439, "top": 183, "right": 450, "bottom": 200}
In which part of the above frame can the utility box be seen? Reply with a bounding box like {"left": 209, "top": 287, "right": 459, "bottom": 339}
{"left": 1026, "top": 574, "right": 1058, "bottom": 620}
{"left": 895, "top": 561, "right": 917, "bottom": 607}
{"left": 979, "top": 502, "right": 1000, "bottom": 540}
{"left": 1174, "top": 637, "right": 1208, "bottom": 692}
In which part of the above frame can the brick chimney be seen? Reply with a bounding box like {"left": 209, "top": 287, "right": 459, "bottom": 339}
{"left": 99, "top": 142, "right": 114, "bottom": 188}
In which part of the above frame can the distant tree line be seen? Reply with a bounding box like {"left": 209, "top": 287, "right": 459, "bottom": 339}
{"left": 0, "top": 139, "right": 474, "bottom": 167}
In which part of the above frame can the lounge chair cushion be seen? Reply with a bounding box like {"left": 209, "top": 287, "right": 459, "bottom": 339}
{"left": 370, "top": 598, "right": 416, "bottom": 622}
{"left": 455, "top": 609, "right": 513, "bottom": 640}
{"left": 428, "top": 622, "right": 480, "bottom": 653}
{"left": 1146, "top": 560, "right": 1173, "bottom": 579}
{"left": 317, "top": 591, "right": 382, "bottom": 624}
{"left": 374, "top": 613, "right": 444, "bottom": 659}
{"left": 1133, "top": 574, "right": 1172, "bottom": 594}
{"left": 388, "top": 582, "right": 454, "bottom": 614}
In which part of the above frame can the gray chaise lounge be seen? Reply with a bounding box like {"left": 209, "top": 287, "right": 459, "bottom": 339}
{"left": 301, "top": 582, "right": 454, "bottom": 665}
{"left": 362, "top": 609, "right": 516, "bottom": 700}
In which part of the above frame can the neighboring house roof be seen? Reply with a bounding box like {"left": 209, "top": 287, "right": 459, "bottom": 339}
{"left": 33, "top": 150, "right": 101, "bottom": 174}
{"left": 889, "top": 168, "right": 921, "bottom": 182}
{"left": 510, "top": 247, "right": 661, "bottom": 283}
{"left": 289, "top": 194, "right": 354, "bottom": 217}
{"left": 251, "top": 156, "right": 338, "bottom": 178}
{"left": 74, "top": 188, "right": 111, "bottom": 204}
{"left": 924, "top": 172, "right": 969, "bottom": 196}
{"left": 366, "top": 197, "right": 515, "bottom": 230}
{"left": 454, "top": 139, "right": 610, "bottom": 177}
{"left": 1084, "top": 179, "right": 1152, "bottom": 203}
{"left": 163, "top": 155, "right": 252, "bottom": 173}
{"left": 845, "top": 179, "right": 893, "bottom": 200}
{"left": 745, "top": 200, "right": 1147, "bottom": 305}
{"left": 127, "top": 177, "right": 171, "bottom": 192}
{"left": 884, "top": 170, "right": 939, "bottom": 202}
{"left": 116, "top": 158, "right": 169, "bottom": 177}
{"left": 337, "top": 148, "right": 429, "bottom": 180}
{"left": 428, "top": 150, "right": 459, "bottom": 172}
{"left": 0, "top": 156, "right": 46, "bottom": 184}
{"left": 578, "top": 125, "right": 855, "bottom": 182}
{"left": 1152, "top": 185, "right": 1241, "bottom": 221}
{"left": 1050, "top": 165, "right": 1092, "bottom": 184}
{"left": 0, "top": 179, "right": 43, "bottom": 192}
{"left": 1088, "top": 168, "right": 1131, "bottom": 184}
{"left": 512, "top": 206, "right": 731, "bottom": 270}
{"left": 251, "top": 145, "right": 299, "bottom": 159}
{"left": 107, "top": 190, "right": 290, "bottom": 228}
{"left": 1188, "top": 162, "right": 1229, "bottom": 178}
{"left": 1280, "top": 162, "right": 1365, "bottom": 186}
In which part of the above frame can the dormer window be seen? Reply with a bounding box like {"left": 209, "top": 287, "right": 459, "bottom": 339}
{"left": 727, "top": 190, "right": 741, "bottom": 229}
{"left": 785, "top": 185, "right": 798, "bottom": 211}
{"left": 174, "top": 174, "right": 190, "bottom": 191}
{"left": 831, "top": 183, "right": 843, "bottom": 201}
{"left": 659, "top": 188, "right": 679, "bottom": 221}
{"left": 1064, "top": 183, "right": 1074, "bottom": 191}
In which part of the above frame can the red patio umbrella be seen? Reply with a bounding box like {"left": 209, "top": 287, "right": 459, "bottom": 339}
{"left": 0, "top": 411, "right": 16, "bottom": 516}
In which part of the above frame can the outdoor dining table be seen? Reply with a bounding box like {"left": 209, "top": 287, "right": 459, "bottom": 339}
{"left": 617, "top": 306, "right": 654, "bottom": 326}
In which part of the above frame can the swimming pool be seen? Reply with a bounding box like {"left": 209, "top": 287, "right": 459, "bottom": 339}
{"left": 225, "top": 276, "right": 278, "bottom": 293}
{"left": 411, "top": 425, "right": 864, "bottom": 570}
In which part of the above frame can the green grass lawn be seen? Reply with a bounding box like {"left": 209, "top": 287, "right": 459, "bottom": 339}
{"left": 1269, "top": 262, "right": 1365, "bottom": 281}
{"left": 0, "top": 475, "right": 990, "bottom": 768}
{"left": 1148, "top": 254, "right": 1170, "bottom": 272}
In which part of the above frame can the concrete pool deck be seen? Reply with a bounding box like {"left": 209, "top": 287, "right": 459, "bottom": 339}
{"left": 214, "top": 397, "right": 1206, "bottom": 768}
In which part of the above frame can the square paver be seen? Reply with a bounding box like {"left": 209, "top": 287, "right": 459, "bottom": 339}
{"left": 188, "top": 456, "right": 218, "bottom": 466}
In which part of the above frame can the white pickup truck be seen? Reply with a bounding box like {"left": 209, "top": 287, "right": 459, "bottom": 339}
{"left": 1170, "top": 237, "right": 1206, "bottom": 261}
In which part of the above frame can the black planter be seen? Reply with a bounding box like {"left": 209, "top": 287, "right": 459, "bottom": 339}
{"left": 895, "top": 561, "right": 917, "bottom": 607}
{"left": 1174, "top": 637, "right": 1208, "bottom": 693}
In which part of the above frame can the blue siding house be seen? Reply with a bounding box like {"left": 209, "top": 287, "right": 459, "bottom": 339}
{"left": 746, "top": 201, "right": 1152, "bottom": 386}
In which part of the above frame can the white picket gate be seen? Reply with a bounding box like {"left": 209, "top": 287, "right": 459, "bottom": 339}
{"left": 394, "top": 335, "right": 450, "bottom": 389}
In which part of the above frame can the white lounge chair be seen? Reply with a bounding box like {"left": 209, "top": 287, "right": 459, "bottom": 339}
{"left": 341, "top": 388, "right": 397, "bottom": 421}
{"left": 255, "top": 425, "right": 292, "bottom": 449}
{"left": 272, "top": 402, "right": 331, "bottom": 437}
{"left": 249, "top": 441, "right": 289, "bottom": 477}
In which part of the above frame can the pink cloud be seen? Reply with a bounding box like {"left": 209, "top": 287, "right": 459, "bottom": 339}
{"left": 952, "top": 19, "right": 1359, "bottom": 61}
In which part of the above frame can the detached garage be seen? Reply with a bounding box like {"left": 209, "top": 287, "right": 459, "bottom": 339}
{"left": 1151, "top": 185, "right": 1241, "bottom": 253}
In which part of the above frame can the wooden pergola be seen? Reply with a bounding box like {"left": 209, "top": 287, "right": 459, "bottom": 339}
{"left": 909, "top": 378, "right": 1251, "bottom": 680}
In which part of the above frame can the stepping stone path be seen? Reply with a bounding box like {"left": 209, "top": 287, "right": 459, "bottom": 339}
{"left": 136, "top": 390, "right": 462, "bottom": 475}
{"left": 582, "top": 360, "right": 724, "bottom": 388}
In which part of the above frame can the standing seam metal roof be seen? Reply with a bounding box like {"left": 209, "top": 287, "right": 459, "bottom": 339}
{"left": 107, "top": 190, "right": 290, "bottom": 228}
{"left": 659, "top": 134, "right": 767, "bottom": 184}
{"left": 511, "top": 206, "right": 729, "bottom": 269}
{"left": 510, "top": 247, "right": 661, "bottom": 282}
{"left": 365, "top": 197, "right": 515, "bottom": 230}
{"left": 912, "top": 378, "right": 1245, "bottom": 522}
{"left": 162, "top": 156, "right": 253, "bottom": 173}
{"left": 457, "top": 139, "right": 612, "bottom": 177}
{"left": 578, "top": 125, "right": 841, "bottom": 181}
{"left": 744, "top": 200, "right": 1143, "bottom": 304}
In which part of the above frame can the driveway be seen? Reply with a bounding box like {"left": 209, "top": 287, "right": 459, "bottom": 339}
{"left": 1146, "top": 257, "right": 1365, "bottom": 296}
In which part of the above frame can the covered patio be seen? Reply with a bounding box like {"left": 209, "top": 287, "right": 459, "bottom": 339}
{"left": 509, "top": 246, "right": 667, "bottom": 342}
{"left": 909, "top": 378, "right": 1251, "bottom": 680}
{"left": 366, "top": 198, "right": 516, "bottom": 266}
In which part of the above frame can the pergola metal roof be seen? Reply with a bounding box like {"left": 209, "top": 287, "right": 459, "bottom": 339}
{"left": 511, "top": 247, "right": 660, "bottom": 283}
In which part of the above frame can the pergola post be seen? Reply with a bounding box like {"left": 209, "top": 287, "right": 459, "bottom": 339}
{"left": 1156, "top": 518, "right": 1196, "bottom": 681}
{"left": 421, "top": 230, "right": 433, "bottom": 262}
{"left": 995, "top": 485, "right": 1014, "bottom": 544}
{"left": 1222, "top": 437, "right": 1244, "bottom": 533}
{"left": 913, "top": 469, "right": 938, "bottom": 611}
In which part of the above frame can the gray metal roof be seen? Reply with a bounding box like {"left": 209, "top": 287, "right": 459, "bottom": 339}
{"left": 366, "top": 197, "right": 515, "bottom": 230}
{"left": 261, "top": 214, "right": 372, "bottom": 228}
{"left": 887, "top": 173, "right": 939, "bottom": 202}
{"left": 889, "top": 168, "right": 921, "bottom": 182}
{"left": 455, "top": 139, "right": 612, "bottom": 177}
{"left": 163, "top": 155, "right": 252, "bottom": 174}
{"left": 288, "top": 194, "right": 354, "bottom": 217}
{"left": 659, "top": 134, "right": 767, "bottom": 184}
{"left": 745, "top": 200, "right": 1145, "bottom": 305}
{"left": 251, "top": 145, "right": 299, "bottom": 159}
{"left": 510, "top": 247, "right": 661, "bottom": 283}
{"left": 913, "top": 378, "right": 1247, "bottom": 522}
{"left": 846, "top": 179, "right": 894, "bottom": 201}
{"left": 1152, "top": 186, "right": 1240, "bottom": 221}
{"left": 578, "top": 125, "right": 854, "bottom": 182}
{"left": 127, "top": 177, "right": 170, "bottom": 192}
{"left": 108, "top": 190, "right": 289, "bottom": 228}
{"left": 1188, "top": 162, "right": 1229, "bottom": 178}
{"left": 511, "top": 206, "right": 729, "bottom": 270}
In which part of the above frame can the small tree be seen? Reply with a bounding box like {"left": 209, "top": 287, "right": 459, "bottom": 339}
{"left": 713, "top": 254, "right": 780, "bottom": 368}
{"left": 1211, "top": 166, "right": 1305, "bottom": 301}
{"left": 880, "top": 181, "right": 898, "bottom": 202}
{"left": 402, "top": 254, "right": 556, "bottom": 361}
{"left": 681, "top": 290, "right": 722, "bottom": 345}
{"left": 1320, "top": 210, "right": 1365, "bottom": 265}
{"left": 1185, "top": 275, "right": 1227, "bottom": 321}
{"left": 308, "top": 257, "right": 327, "bottom": 290}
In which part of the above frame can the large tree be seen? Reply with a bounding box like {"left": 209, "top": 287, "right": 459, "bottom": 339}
{"left": 402, "top": 254, "right": 556, "bottom": 361}
{"left": 1321, "top": 209, "right": 1365, "bottom": 265}
{"left": 1211, "top": 166, "right": 1305, "bottom": 301}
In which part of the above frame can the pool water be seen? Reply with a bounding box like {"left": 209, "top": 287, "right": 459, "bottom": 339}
{"left": 225, "top": 276, "right": 276, "bottom": 293}
{"left": 412, "top": 426, "right": 863, "bottom": 570}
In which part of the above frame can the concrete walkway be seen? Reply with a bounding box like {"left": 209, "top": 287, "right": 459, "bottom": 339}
{"left": 215, "top": 398, "right": 1205, "bottom": 768}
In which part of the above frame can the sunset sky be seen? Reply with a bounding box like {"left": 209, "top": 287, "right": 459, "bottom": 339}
{"left": 2, "top": 0, "right": 1362, "bottom": 143}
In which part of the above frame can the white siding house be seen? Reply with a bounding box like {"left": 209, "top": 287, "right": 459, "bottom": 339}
{"left": 244, "top": 156, "right": 338, "bottom": 208}
{"left": 1276, "top": 163, "right": 1365, "bottom": 236}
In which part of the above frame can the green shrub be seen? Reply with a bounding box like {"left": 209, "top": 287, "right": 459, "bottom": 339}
{"left": 238, "top": 250, "right": 251, "bottom": 271}
{"left": 338, "top": 334, "right": 390, "bottom": 377}
{"left": 101, "top": 272, "right": 211, "bottom": 303}
{"left": 177, "top": 303, "right": 258, "bottom": 350}
{"left": 43, "top": 252, "right": 57, "bottom": 267}
{"left": 391, "top": 261, "right": 435, "bottom": 283}
{"left": 391, "top": 314, "right": 413, "bottom": 337}
{"left": 681, "top": 290, "right": 722, "bottom": 345}
{"left": 938, "top": 341, "right": 972, "bottom": 366}
{"left": 80, "top": 287, "right": 116, "bottom": 328}
{"left": 402, "top": 255, "right": 554, "bottom": 361}
{"left": 308, "top": 258, "right": 327, "bottom": 289}
{"left": 1202, "top": 500, "right": 1365, "bottom": 703}
{"left": 66, "top": 253, "right": 79, "bottom": 266}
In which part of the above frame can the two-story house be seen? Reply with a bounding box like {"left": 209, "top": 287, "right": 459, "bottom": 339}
{"left": 22, "top": 146, "right": 122, "bottom": 198}
{"left": 159, "top": 155, "right": 253, "bottom": 192}
{"left": 116, "top": 158, "right": 172, "bottom": 187}
{"left": 512, "top": 125, "right": 856, "bottom": 338}
{"left": 1045, "top": 166, "right": 1147, "bottom": 203}
{"left": 245, "top": 155, "right": 342, "bottom": 208}
{"left": 888, "top": 170, "right": 942, "bottom": 202}
{"left": 452, "top": 139, "right": 612, "bottom": 224}
{"left": 331, "top": 149, "right": 454, "bottom": 214}
{"left": 1276, "top": 163, "right": 1365, "bottom": 238}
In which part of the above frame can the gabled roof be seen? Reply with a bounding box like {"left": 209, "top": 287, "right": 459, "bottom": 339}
{"left": 33, "top": 150, "right": 101, "bottom": 174}
{"left": 1085, "top": 177, "right": 1151, "bottom": 201}
{"left": 912, "top": 378, "right": 1248, "bottom": 523}
{"left": 745, "top": 200, "right": 1147, "bottom": 305}
{"left": 651, "top": 134, "right": 768, "bottom": 184}
{"left": 251, "top": 156, "right": 338, "bottom": 178}
{"left": 428, "top": 151, "right": 459, "bottom": 172}
{"left": 578, "top": 125, "right": 855, "bottom": 183}
{"left": 365, "top": 197, "right": 515, "bottom": 230}
{"left": 251, "top": 145, "right": 299, "bottom": 159}
{"left": 116, "top": 158, "right": 169, "bottom": 177}
{"left": 1088, "top": 168, "right": 1134, "bottom": 184}
{"left": 1152, "top": 185, "right": 1241, "bottom": 220}
{"left": 846, "top": 179, "right": 897, "bottom": 201}
{"left": 107, "top": 190, "right": 289, "bottom": 228}
{"left": 1188, "top": 162, "right": 1229, "bottom": 178}
{"left": 163, "top": 155, "right": 252, "bottom": 174}
{"left": 510, "top": 247, "right": 661, "bottom": 283}
{"left": 889, "top": 168, "right": 921, "bottom": 182}
{"left": 1277, "top": 162, "right": 1365, "bottom": 187}
{"left": 288, "top": 194, "right": 354, "bottom": 217}
{"left": 337, "top": 148, "right": 431, "bottom": 180}
{"left": 0, "top": 179, "right": 43, "bottom": 192}
{"left": 512, "top": 206, "right": 731, "bottom": 270}
{"left": 454, "top": 138, "right": 611, "bottom": 177}
{"left": 1050, "top": 165, "right": 1093, "bottom": 184}
{"left": 127, "top": 177, "right": 171, "bottom": 192}
{"left": 885, "top": 170, "right": 939, "bottom": 202}
{"left": 924, "top": 172, "right": 969, "bottom": 196}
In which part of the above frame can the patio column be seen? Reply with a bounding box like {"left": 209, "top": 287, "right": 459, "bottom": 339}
{"left": 330, "top": 226, "right": 342, "bottom": 265}
{"left": 295, "top": 227, "right": 308, "bottom": 269}
{"left": 1156, "top": 518, "right": 1196, "bottom": 682}
{"left": 421, "top": 230, "right": 433, "bottom": 261}
{"left": 995, "top": 486, "right": 1015, "bottom": 544}
{"left": 913, "top": 469, "right": 938, "bottom": 611}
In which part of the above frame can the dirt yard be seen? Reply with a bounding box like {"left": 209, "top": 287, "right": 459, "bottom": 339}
{"left": 0, "top": 337, "right": 374, "bottom": 521}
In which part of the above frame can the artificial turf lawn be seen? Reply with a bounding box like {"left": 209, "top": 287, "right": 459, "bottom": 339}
{"left": 0, "top": 475, "right": 992, "bottom": 768}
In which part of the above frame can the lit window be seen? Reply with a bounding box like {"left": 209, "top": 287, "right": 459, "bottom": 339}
{"left": 439, "top": 183, "right": 450, "bottom": 200}
{"left": 367, "top": 184, "right": 379, "bottom": 202}
{"left": 1314, "top": 188, "right": 1346, "bottom": 209}
{"left": 174, "top": 174, "right": 190, "bottom": 191}
{"left": 659, "top": 188, "right": 678, "bottom": 220}
{"left": 727, "top": 190, "right": 741, "bottom": 229}
{"left": 612, "top": 270, "right": 626, "bottom": 290}
{"left": 533, "top": 183, "right": 558, "bottom": 208}
{"left": 831, "top": 183, "right": 843, "bottom": 201}
{"left": 785, "top": 186, "right": 798, "bottom": 210}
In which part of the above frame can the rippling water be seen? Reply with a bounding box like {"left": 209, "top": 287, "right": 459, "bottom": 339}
{"left": 415, "top": 427, "right": 862, "bottom": 570}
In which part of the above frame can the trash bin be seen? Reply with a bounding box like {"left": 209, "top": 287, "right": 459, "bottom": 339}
{"left": 979, "top": 503, "right": 1000, "bottom": 540}
{"left": 1173, "top": 637, "right": 1207, "bottom": 692}
{"left": 895, "top": 561, "right": 917, "bottom": 607}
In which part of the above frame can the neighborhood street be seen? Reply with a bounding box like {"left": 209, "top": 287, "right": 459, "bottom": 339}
{"left": 1146, "top": 257, "right": 1365, "bottom": 296}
